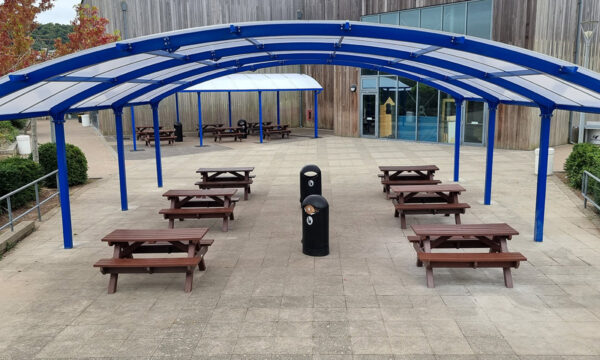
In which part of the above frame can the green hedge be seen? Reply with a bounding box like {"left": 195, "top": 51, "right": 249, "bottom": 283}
{"left": 35, "top": 143, "right": 88, "bottom": 188}
{"left": 10, "top": 119, "right": 28, "bottom": 130}
{"left": 564, "top": 143, "right": 600, "bottom": 189}
{"left": 0, "top": 122, "right": 19, "bottom": 143}
{"left": 0, "top": 157, "right": 43, "bottom": 213}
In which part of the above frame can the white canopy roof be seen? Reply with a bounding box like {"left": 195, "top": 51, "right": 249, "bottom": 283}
{"left": 182, "top": 73, "right": 322, "bottom": 92}
{"left": 2, "top": 21, "right": 600, "bottom": 120}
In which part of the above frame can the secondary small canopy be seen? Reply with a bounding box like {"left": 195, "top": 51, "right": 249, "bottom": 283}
{"left": 182, "top": 73, "right": 323, "bottom": 144}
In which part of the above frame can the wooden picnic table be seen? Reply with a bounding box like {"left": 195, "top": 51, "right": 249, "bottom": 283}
{"left": 379, "top": 165, "right": 441, "bottom": 198}
{"left": 135, "top": 125, "right": 163, "bottom": 140}
{"left": 195, "top": 167, "right": 255, "bottom": 200}
{"left": 93, "top": 228, "right": 213, "bottom": 293}
{"left": 264, "top": 124, "right": 291, "bottom": 140}
{"left": 391, "top": 184, "right": 470, "bottom": 229}
{"left": 159, "top": 189, "right": 238, "bottom": 231}
{"left": 248, "top": 122, "right": 272, "bottom": 134}
{"left": 214, "top": 126, "right": 243, "bottom": 142}
{"left": 144, "top": 129, "right": 176, "bottom": 146}
{"left": 410, "top": 223, "right": 526, "bottom": 288}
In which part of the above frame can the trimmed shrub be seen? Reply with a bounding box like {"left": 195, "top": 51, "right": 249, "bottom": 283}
{"left": 36, "top": 142, "right": 88, "bottom": 188}
{"left": 10, "top": 119, "right": 28, "bottom": 130}
{"left": 0, "top": 121, "right": 19, "bottom": 143}
{"left": 0, "top": 157, "right": 43, "bottom": 213}
{"left": 564, "top": 143, "right": 600, "bottom": 189}
{"left": 587, "top": 165, "right": 600, "bottom": 211}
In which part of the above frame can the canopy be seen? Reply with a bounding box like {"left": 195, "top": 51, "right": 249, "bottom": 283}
{"left": 1, "top": 20, "right": 593, "bottom": 248}
{"left": 182, "top": 73, "right": 322, "bottom": 92}
{"left": 2, "top": 20, "right": 600, "bottom": 120}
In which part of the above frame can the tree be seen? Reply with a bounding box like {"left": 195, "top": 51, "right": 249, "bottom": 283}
{"left": 31, "top": 23, "right": 73, "bottom": 51}
{"left": 0, "top": 0, "right": 54, "bottom": 76}
{"left": 54, "top": 4, "right": 120, "bottom": 57}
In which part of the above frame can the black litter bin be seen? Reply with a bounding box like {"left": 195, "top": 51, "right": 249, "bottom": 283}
{"left": 237, "top": 119, "right": 248, "bottom": 138}
{"left": 174, "top": 122, "right": 183, "bottom": 142}
{"left": 300, "top": 164, "right": 321, "bottom": 203}
{"left": 301, "top": 194, "right": 329, "bottom": 256}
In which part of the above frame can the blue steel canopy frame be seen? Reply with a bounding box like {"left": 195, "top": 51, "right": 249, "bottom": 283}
{"left": 3, "top": 21, "right": 600, "bottom": 247}
{"left": 180, "top": 73, "right": 324, "bottom": 144}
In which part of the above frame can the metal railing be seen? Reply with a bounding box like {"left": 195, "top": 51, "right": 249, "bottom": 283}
{"left": 0, "top": 170, "right": 59, "bottom": 232}
{"left": 582, "top": 170, "right": 600, "bottom": 211}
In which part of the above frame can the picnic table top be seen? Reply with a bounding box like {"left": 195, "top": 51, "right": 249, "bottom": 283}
{"left": 379, "top": 165, "right": 439, "bottom": 172}
{"left": 216, "top": 126, "right": 242, "bottom": 131}
{"left": 411, "top": 223, "right": 519, "bottom": 237}
{"left": 162, "top": 189, "right": 238, "bottom": 197}
{"left": 391, "top": 184, "right": 466, "bottom": 193}
{"left": 102, "top": 228, "right": 209, "bottom": 243}
{"left": 196, "top": 167, "right": 255, "bottom": 173}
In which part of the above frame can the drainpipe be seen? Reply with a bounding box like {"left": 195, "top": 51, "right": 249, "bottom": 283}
{"left": 569, "top": 0, "right": 583, "bottom": 143}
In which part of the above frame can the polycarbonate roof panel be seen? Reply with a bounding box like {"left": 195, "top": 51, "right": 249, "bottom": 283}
{"left": 2, "top": 20, "right": 600, "bottom": 119}
{"left": 183, "top": 73, "right": 322, "bottom": 92}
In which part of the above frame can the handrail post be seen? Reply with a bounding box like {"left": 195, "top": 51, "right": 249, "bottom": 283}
{"left": 35, "top": 182, "right": 41, "bottom": 221}
{"left": 7, "top": 197, "right": 13, "bottom": 232}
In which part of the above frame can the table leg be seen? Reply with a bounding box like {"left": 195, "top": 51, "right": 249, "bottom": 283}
{"left": 499, "top": 238, "right": 513, "bottom": 288}
{"left": 184, "top": 241, "right": 196, "bottom": 292}
{"left": 222, "top": 215, "right": 229, "bottom": 232}
{"left": 423, "top": 239, "right": 434, "bottom": 288}
{"left": 108, "top": 245, "right": 122, "bottom": 294}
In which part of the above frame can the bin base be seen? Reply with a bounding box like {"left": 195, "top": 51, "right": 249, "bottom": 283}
{"left": 302, "top": 246, "right": 329, "bottom": 257}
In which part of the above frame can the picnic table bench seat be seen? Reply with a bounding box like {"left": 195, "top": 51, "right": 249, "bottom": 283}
{"left": 195, "top": 180, "right": 253, "bottom": 200}
{"left": 144, "top": 134, "right": 176, "bottom": 146}
{"left": 264, "top": 125, "right": 291, "bottom": 140}
{"left": 417, "top": 252, "right": 527, "bottom": 288}
{"left": 393, "top": 200, "right": 470, "bottom": 229}
{"left": 214, "top": 127, "right": 243, "bottom": 142}
{"left": 160, "top": 206, "right": 235, "bottom": 232}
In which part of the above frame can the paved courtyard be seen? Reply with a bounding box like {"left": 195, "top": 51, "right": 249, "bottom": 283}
{"left": 1, "top": 125, "right": 600, "bottom": 359}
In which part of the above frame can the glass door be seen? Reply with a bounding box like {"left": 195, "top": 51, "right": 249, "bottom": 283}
{"left": 361, "top": 93, "right": 377, "bottom": 137}
{"left": 464, "top": 101, "right": 485, "bottom": 144}
{"left": 378, "top": 76, "right": 397, "bottom": 139}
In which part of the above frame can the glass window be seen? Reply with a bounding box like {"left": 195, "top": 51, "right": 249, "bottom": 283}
{"left": 399, "top": 10, "right": 419, "bottom": 27}
{"left": 397, "top": 77, "right": 417, "bottom": 140}
{"left": 417, "top": 83, "right": 439, "bottom": 141}
{"left": 361, "top": 15, "right": 379, "bottom": 23}
{"left": 361, "top": 68, "right": 378, "bottom": 76}
{"left": 467, "top": 0, "right": 492, "bottom": 39}
{"left": 380, "top": 12, "right": 399, "bottom": 25}
{"left": 443, "top": 3, "right": 466, "bottom": 33}
{"left": 361, "top": 77, "right": 377, "bottom": 89}
{"left": 420, "top": 7, "right": 442, "bottom": 31}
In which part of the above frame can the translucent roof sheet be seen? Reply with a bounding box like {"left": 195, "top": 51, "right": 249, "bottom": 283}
{"left": 183, "top": 73, "right": 322, "bottom": 92}
{"left": 2, "top": 20, "right": 600, "bottom": 119}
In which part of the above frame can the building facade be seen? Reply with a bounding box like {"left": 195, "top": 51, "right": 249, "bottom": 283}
{"left": 85, "top": 0, "right": 600, "bottom": 150}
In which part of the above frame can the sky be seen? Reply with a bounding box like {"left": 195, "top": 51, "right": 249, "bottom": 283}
{"left": 36, "top": 0, "right": 81, "bottom": 24}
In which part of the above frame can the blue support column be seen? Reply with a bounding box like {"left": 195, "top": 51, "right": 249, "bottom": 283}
{"left": 175, "top": 93, "right": 180, "bottom": 124}
{"left": 228, "top": 91, "right": 232, "bottom": 127}
{"left": 113, "top": 107, "right": 128, "bottom": 211}
{"left": 197, "top": 93, "right": 203, "bottom": 147}
{"left": 258, "top": 91, "right": 263, "bottom": 143}
{"left": 151, "top": 103, "right": 163, "bottom": 188}
{"left": 130, "top": 106, "right": 137, "bottom": 151}
{"left": 52, "top": 113, "right": 73, "bottom": 249}
{"left": 453, "top": 99, "right": 463, "bottom": 182}
{"left": 277, "top": 91, "right": 280, "bottom": 125}
{"left": 484, "top": 102, "right": 498, "bottom": 205}
{"left": 314, "top": 90, "right": 319, "bottom": 138}
{"left": 534, "top": 109, "right": 554, "bottom": 242}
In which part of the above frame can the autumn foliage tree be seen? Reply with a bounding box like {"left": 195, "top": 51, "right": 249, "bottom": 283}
{"left": 0, "top": 0, "right": 53, "bottom": 76}
{"left": 54, "top": 4, "right": 120, "bottom": 57}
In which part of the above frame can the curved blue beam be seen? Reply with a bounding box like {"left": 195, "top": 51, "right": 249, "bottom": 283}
{"left": 109, "top": 54, "right": 481, "bottom": 110}
{"left": 145, "top": 54, "right": 502, "bottom": 106}
{"left": 3, "top": 21, "right": 598, "bottom": 103}
{"left": 51, "top": 41, "right": 519, "bottom": 114}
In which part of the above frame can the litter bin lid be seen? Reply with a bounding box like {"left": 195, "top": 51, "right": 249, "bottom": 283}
{"left": 16, "top": 135, "right": 30, "bottom": 140}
